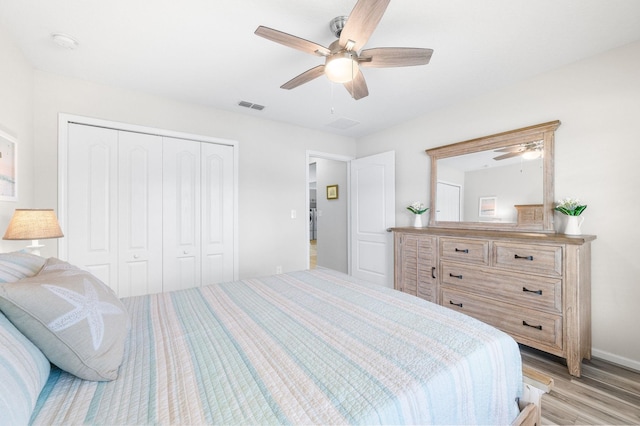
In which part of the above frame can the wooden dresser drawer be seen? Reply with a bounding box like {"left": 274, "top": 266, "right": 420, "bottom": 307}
{"left": 441, "top": 262, "right": 562, "bottom": 313}
{"left": 493, "top": 242, "right": 562, "bottom": 276}
{"left": 440, "top": 238, "right": 489, "bottom": 265}
{"left": 442, "top": 289, "right": 563, "bottom": 352}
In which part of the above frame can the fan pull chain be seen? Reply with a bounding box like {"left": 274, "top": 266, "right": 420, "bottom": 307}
{"left": 330, "top": 82, "right": 335, "bottom": 114}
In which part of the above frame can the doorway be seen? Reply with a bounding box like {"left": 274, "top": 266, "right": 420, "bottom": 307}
{"left": 307, "top": 151, "right": 353, "bottom": 272}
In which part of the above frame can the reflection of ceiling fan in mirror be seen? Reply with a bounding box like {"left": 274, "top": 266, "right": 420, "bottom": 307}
{"left": 493, "top": 140, "right": 544, "bottom": 161}
{"left": 254, "top": 0, "right": 434, "bottom": 100}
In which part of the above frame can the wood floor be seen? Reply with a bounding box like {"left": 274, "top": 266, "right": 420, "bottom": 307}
{"left": 520, "top": 346, "right": 640, "bottom": 425}
{"left": 310, "top": 240, "right": 317, "bottom": 269}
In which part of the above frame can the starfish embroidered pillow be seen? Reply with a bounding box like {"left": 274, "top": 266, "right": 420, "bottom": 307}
{"left": 0, "top": 258, "right": 129, "bottom": 381}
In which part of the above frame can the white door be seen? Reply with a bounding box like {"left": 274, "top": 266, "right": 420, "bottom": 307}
{"left": 162, "top": 137, "right": 202, "bottom": 291}
{"left": 67, "top": 124, "right": 119, "bottom": 290}
{"left": 62, "top": 116, "right": 237, "bottom": 296}
{"left": 117, "top": 131, "right": 164, "bottom": 296}
{"left": 349, "top": 151, "right": 395, "bottom": 287}
{"left": 201, "top": 142, "right": 235, "bottom": 285}
{"left": 436, "top": 181, "right": 461, "bottom": 221}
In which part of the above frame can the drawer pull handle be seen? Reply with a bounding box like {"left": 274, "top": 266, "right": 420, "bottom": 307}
{"left": 514, "top": 254, "right": 534, "bottom": 261}
{"left": 522, "top": 321, "right": 542, "bottom": 330}
{"left": 449, "top": 273, "right": 463, "bottom": 279}
{"left": 449, "top": 301, "right": 463, "bottom": 308}
{"left": 455, "top": 248, "right": 469, "bottom": 253}
{"left": 431, "top": 266, "right": 436, "bottom": 279}
{"left": 523, "top": 287, "right": 542, "bottom": 295}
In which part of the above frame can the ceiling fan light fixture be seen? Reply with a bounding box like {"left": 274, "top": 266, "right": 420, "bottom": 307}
{"left": 522, "top": 149, "right": 543, "bottom": 160}
{"left": 325, "top": 51, "right": 359, "bottom": 83}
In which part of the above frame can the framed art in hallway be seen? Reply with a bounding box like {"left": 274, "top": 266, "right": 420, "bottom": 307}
{"left": 0, "top": 129, "right": 17, "bottom": 201}
{"left": 326, "top": 184, "right": 338, "bottom": 200}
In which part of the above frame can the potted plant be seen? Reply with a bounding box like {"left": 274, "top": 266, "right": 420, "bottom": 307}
{"left": 555, "top": 197, "right": 587, "bottom": 235}
{"left": 407, "top": 201, "right": 429, "bottom": 227}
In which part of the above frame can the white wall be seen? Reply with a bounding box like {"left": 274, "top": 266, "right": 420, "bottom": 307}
{"left": 31, "top": 71, "right": 356, "bottom": 276}
{"left": 356, "top": 40, "right": 640, "bottom": 370}
{"left": 0, "top": 26, "right": 35, "bottom": 252}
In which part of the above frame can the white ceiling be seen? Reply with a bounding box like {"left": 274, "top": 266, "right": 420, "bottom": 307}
{"left": 1, "top": 0, "right": 640, "bottom": 138}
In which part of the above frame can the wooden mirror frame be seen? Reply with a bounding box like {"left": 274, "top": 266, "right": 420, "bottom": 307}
{"left": 426, "top": 120, "right": 561, "bottom": 232}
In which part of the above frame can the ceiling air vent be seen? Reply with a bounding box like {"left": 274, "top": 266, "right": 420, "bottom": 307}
{"left": 238, "top": 100, "right": 265, "bottom": 111}
{"left": 326, "top": 117, "right": 360, "bottom": 130}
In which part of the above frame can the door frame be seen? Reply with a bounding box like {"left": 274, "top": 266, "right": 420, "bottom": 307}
{"left": 57, "top": 113, "right": 240, "bottom": 280}
{"left": 306, "top": 150, "right": 355, "bottom": 272}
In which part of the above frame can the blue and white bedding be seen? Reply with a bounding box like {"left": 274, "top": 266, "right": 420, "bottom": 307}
{"left": 28, "top": 268, "right": 522, "bottom": 425}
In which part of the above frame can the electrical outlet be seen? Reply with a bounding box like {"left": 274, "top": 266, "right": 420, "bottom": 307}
{"left": 291, "top": 209, "right": 297, "bottom": 219}
{"left": 276, "top": 266, "right": 282, "bottom": 274}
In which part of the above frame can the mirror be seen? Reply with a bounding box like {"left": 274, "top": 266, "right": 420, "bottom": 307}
{"left": 426, "top": 120, "right": 560, "bottom": 232}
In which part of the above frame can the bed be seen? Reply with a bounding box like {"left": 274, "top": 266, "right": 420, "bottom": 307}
{"left": 0, "top": 253, "right": 535, "bottom": 425}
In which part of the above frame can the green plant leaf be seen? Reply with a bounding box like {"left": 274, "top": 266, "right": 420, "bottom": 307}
{"left": 574, "top": 205, "right": 587, "bottom": 216}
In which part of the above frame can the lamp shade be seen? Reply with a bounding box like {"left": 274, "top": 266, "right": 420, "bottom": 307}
{"left": 3, "top": 209, "right": 64, "bottom": 240}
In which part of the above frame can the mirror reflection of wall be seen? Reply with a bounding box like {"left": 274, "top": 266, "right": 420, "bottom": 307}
{"left": 437, "top": 153, "right": 543, "bottom": 223}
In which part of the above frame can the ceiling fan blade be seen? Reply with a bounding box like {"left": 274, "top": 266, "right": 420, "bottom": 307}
{"left": 359, "top": 47, "right": 433, "bottom": 68}
{"left": 255, "top": 26, "right": 330, "bottom": 56}
{"left": 493, "top": 151, "right": 523, "bottom": 161}
{"left": 339, "top": 0, "right": 390, "bottom": 51}
{"left": 281, "top": 65, "right": 325, "bottom": 90}
{"left": 495, "top": 146, "right": 525, "bottom": 153}
{"left": 344, "top": 71, "right": 369, "bottom": 100}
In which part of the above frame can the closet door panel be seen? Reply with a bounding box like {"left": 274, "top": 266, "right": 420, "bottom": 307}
{"left": 163, "top": 137, "right": 201, "bottom": 291}
{"left": 117, "top": 131, "right": 163, "bottom": 297}
{"left": 201, "top": 143, "right": 235, "bottom": 284}
{"left": 67, "top": 124, "right": 118, "bottom": 290}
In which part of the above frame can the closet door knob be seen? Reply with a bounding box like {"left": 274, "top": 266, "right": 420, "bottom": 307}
{"left": 133, "top": 254, "right": 139, "bottom": 259}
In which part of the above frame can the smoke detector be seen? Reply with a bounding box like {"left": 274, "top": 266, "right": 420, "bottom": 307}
{"left": 51, "top": 33, "right": 79, "bottom": 50}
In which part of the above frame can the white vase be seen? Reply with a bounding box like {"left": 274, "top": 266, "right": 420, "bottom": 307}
{"left": 564, "top": 215, "right": 584, "bottom": 235}
{"left": 413, "top": 214, "right": 423, "bottom": 228}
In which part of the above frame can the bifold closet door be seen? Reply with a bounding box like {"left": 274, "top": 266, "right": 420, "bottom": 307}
{"left": 162, "top": 137, "right": 202, "bottom": 291}
{"left": 162, "top": 138, "right": 235, "bottom": 290}
{"left": 67, "top": 124, "right": 164, "bottom": 296}
{"left": 201, "top": 142, "right": 234, "bottom": 284}
{"left": 117, "top": 131, "right": 163, "bottom": 297}
{"left": 66, "top": 123, "right": 235, "bottom": 296}
{"left": 67, "top": 124, "right": 118, "bottom": 289}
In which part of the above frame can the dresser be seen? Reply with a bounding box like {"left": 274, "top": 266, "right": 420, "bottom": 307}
{"left": 393, "top": 227, "right": 595, "bottom": 377}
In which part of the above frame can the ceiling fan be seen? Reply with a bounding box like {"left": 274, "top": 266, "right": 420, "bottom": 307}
{"left": 254, "top": 0, "right": 433, "bottom": 100}
{"left": 493, "top": 140, "right": 544, "bottom": 161}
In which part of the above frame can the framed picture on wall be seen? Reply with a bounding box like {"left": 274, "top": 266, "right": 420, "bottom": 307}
{"left": 326, "top": 184, "right": 338, "bottom": 200}
{"left": 0, "top": 129, "right": 17, "bottom": 202}
{"left": 479, "top": 196, "right": 497, "bottom": 217}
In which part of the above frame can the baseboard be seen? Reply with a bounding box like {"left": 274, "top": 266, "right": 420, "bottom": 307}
{"left": 592, "top": 348, "right": 640, "bottom": 372}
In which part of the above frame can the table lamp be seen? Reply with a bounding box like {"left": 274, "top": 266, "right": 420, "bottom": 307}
{"left": 3, "top": 209, "right": 64, "bottom": 256}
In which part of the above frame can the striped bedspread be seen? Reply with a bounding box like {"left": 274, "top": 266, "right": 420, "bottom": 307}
{"left": 30, "top": 268, "right": 522, "bottom": 425}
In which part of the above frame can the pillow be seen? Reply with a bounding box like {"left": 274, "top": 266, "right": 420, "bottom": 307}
{"left": 0, "top": 251, "right": 46, "bottom": 283}
{"left": 0, "top": 310, "right": 50, "bottom": 425}
{"left": 0, "top": 258, "right": 129, "bottom": 381}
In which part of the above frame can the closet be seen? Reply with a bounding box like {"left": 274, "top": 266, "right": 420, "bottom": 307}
{"left": 62, "top": 121, "right": 236, "bottom": 297}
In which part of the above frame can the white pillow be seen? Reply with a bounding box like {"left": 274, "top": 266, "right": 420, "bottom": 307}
{"left": 0, "top": 258, "right": 129, "bottom": 381}
{"left": 0, "top": 251, "right": 46, "bottom": 283}
{"left": 0, "top": 310, "right": 51, "bottom": 425}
